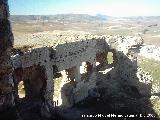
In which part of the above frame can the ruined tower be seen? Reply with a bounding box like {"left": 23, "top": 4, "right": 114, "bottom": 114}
{"left": 0, "top": 0, "right": 16, "bottom": 118}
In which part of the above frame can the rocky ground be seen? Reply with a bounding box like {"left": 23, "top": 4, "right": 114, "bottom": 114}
{"left": 139, "top": 45, "right": 160, "bottom": 61}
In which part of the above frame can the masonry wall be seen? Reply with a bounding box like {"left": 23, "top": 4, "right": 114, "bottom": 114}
{"left": 11, "top": 34, "right": 155, "bottom": 111}
{"left": 117, "top": 36, "right": 152, "bottom": 96}
{"left": 0, "top": 0, "right": 15, "bottom": 117}
{"left": 12, "top": 38, "right": 109, "bottom": 106}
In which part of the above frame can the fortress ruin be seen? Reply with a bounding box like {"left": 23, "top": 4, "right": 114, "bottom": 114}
{"left": 0, "top": 0, "right": 159, "bottom": 120}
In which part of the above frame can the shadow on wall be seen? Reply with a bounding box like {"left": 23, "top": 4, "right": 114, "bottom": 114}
{"left": 88, "top": 51, "right": 157, "bottom": 119}
{"left": 51, "top": 40, "right": 159, "bottom": 120}
{"left": 12, "top": 65, "right": 48, "bottom": 120}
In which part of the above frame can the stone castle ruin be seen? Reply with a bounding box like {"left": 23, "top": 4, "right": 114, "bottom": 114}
{"left": 0, "top": 0, "right": 159, "bottom": 120}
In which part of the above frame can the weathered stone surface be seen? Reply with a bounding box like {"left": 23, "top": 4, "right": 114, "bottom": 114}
{"left": 0, "top": 0, "right": 16, "bottom": 119}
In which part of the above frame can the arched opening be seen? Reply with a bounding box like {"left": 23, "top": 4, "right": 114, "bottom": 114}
{"left": 80, "top": 61, "right": 93, "bottom": 81}
{"left": 107, "top": 51, "right": 114, "bottom": 65}
{"left": 14, "top": 65, "right": 47, "bottom": 101}
{"left": 18, "top": 81, "right": 25, "bottom": 98}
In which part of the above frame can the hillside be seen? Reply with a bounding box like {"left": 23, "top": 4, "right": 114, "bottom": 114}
{"left": 10, "top": 14, "right": 109, "bottom": 23}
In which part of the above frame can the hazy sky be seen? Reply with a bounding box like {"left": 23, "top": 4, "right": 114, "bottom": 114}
{"left": 9, "top": 0, "right": 160, "bottom": 17}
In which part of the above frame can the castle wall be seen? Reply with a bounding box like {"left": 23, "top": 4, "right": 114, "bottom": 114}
{"left": 0, "top": 0, "right": 15, "bottom": 116}
{"left": 11, "top": 38, "right": 109, "bottom": 107}
{"left": 11, "top": 35, "right": 154, "bottom": 109}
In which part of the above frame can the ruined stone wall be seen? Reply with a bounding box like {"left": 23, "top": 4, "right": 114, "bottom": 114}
{"left": 116, "top": 36, "right": 153, "bottom": 96}
{"left": 0, "top": 0, "right": 15, "bottom": 116}
{"left": 11, "top": 38, "right": 109, "bottom": 106}
{"left": 11, "top": 34, "right": 155, "bottom": 111}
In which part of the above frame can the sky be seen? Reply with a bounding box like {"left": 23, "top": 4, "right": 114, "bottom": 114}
{"left": 8, "top": 0, "right": 160, "bottom": 17}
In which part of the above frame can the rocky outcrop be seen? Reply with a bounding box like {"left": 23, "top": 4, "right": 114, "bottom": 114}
{"left": 139, "top": 45, "right": 160, "bottom": 61}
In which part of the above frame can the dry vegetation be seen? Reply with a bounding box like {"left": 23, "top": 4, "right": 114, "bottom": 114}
{"left": 138, "top": 56, "right": 160, "bottom": 86}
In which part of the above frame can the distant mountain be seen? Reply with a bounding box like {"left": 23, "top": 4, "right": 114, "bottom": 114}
{"left": 96, "top": 14, "right": 108, "bottom": 20}
{"left": 10, "top": 14, "right": 109, "bottom": 23}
